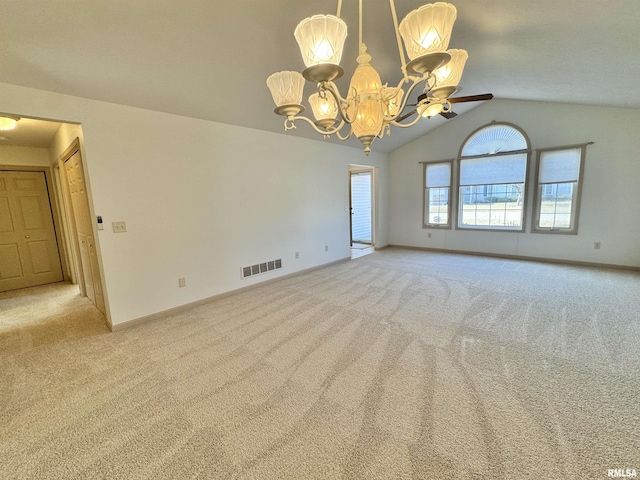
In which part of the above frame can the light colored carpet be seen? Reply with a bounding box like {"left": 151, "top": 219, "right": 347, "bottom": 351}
{"left": 1, "top": 249, "right": 639, "bottom": 479}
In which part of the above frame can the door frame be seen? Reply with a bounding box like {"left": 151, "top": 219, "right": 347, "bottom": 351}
{"left": 55, "top": 137, "right": 109, "bottom": 322}
{"left": 0, "top": 164, "right": 70, "bottom": 283}
{"left": 348, "top": 165, "right": 377, "bottom": 248}
{"left": 55, "top": 138, "right": 106, "bottom": 303}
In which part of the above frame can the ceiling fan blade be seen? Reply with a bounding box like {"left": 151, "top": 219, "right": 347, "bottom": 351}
{"left": 397, "top": 93, "right": 493, "bottom": 122}
{"left": 440, "top": 110, "right": 458, "bottom": 119}
{"left": 396, "top": 110, "right": 417, "bottom": 123}
{"left": 414, "top": 92, "right": 493, "bottom": 105}
{"left": 448, "top": 93, "right": 494, "bottom": 104}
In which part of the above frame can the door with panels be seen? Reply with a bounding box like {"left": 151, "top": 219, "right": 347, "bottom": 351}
{"left": 0, "top": 171, "right": 64, "bottom": 292}
{"left": 64, "top": 151, "right": 105, "bottom": 314}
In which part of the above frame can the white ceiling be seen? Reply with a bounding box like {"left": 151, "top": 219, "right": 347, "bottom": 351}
{"left": 1, "top": 0, "right": 639, "bottom": 153}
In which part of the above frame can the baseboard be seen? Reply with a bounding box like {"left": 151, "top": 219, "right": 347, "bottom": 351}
{"left": 374, "top": 244, "right": 390, "bottom": 251}
{"left": 388, "top": 244, "right": 640, "bottom": 272}
{"left": 111, "top": 256, "right": 351, "bottom": 332}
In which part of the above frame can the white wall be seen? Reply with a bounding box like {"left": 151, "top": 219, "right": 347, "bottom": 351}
{"left": 389, "top": 99, "right": 640, "bottom": 268}
{"left": 0, "top": 82, "right": 389, "bottom": 326}
{"left": 49, "top": 123, "right": 84, "bottom": 162}
{"left": 0, "top": 145, "right": 50, "bottom": 166}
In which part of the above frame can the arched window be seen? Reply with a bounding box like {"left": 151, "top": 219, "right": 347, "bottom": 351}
{"left": 457, "top": 122, "right": 530, "bottom": 231}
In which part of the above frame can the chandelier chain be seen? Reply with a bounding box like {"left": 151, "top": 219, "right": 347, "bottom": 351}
{"left": 389, "top": 0, "right": 409, "bottom": 78}
{"left": 359, "top": 0, "right": 363, "bottom": 50}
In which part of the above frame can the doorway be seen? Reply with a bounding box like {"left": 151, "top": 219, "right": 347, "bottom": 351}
{"left": 0, "top": 115, "right": 107, "bottom": 332}
{"left": 349, "top": 166, "right": 375, "bottom": 259}
{"left": 350, "top": 170, "right": 372, "bottom": 245}
{"left": 58, "top": 140, "right": 106, "bottom": 315}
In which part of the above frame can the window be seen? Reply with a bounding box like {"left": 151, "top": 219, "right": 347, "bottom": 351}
{"left": 457, "top": 123, "right": 529, "bottom": 231}
{"left": 533, "top": 145, "right": 586, "bottom": 234}
{"left": 424, "top": 161, "right": 452, "bottom": 228}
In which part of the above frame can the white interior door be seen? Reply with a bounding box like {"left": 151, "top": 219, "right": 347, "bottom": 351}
{"left": 0, "top": 171, "right": 64, "bottom": 292}
{"left": 350, "top": 171, "right": 372, "bottom": 244}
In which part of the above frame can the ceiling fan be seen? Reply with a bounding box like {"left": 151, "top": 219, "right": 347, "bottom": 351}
{"left": 397, "top": 93, "right": 494, "bottom": 122}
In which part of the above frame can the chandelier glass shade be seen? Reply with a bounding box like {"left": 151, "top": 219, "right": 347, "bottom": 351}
{"left": 431, "top": 48, "right": 468, "bottom": 98}
{"left": 398, "top": 2, "right": 457, "bottom": 60}
{"left": 294, "top": 15, "right": 348, "bottom": 68}
{"left": 347, "top": 46, "right": 384, "bottom": 146}
{"left": 266, "top": 71, "right": 306, "bottom": 116}
{"left": 309, "top": 92, "right": 339, "bottom": 122}
{"left": 267, "top": 0, "right": 468, "bottom": 155}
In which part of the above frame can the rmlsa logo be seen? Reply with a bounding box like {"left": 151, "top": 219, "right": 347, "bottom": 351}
{"left": 608, "top": 469, "right": 637, "bottom": 478}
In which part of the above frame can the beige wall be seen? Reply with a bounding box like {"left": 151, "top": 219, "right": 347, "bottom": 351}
{"left": 0, "top": 81, "right": 389, "bottom": 327}
{"left": 49, "top": 123, "right": 84, "bottom": 163}
{"left": 0, "top": 145, "right": 50, "bottom": 167}
{"left": 389, "top": 99, "right": 640, "bottom": 268}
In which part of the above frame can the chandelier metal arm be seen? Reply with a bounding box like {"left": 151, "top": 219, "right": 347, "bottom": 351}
{"left": 381, "top": 73, "right": 433, "bottom": 123}
{"left": 336, "top": 127, "right": 354, "bottom": 141}
{"left": 288, "top": 115, "right": 350, "bottom": 137}
{"left": 388, "top": 113, "right": 425, "bottom": 129}
{"left": 320, "top": 81, "right": 358, "bottom": 124}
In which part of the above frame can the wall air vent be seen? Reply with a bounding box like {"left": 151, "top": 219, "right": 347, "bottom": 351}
{"left": 241, "top": 258, "right": 283, "bottom": 279}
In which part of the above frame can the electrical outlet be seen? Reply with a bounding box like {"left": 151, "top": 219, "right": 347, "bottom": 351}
{"left": 112, "top": 221, "right": 127, "bottom": 233}
{"left": 295, "top": 251, "right": 299, "bottom": 259}
{"left": 178, "top": 277, "right": 186, "bottom": 288}
{"left": 325, "top": 245, "right": 329, "bottom": 252}
{"left": 427, "top": 233, "right": 432, "bottom": 238}
{"left": 593, "top": 242, "right": 601, "bottom": 250}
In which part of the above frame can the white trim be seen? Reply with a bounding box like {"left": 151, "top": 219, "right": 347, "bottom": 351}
{"left": 111, "top": 256, "right": 352, "bottom": 332}
{"left": 388, "top": 245, "right": 640, "bottom": 272}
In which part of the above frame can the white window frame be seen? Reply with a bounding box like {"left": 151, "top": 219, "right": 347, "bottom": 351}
{"left": 423, "top": 160, "right": 453, "bottom": 229}
{"left": 533, "top": 144, "right": 587, "bottom": 235}
{"left": 456, "top": 123, "right": 531, "bottom": 232}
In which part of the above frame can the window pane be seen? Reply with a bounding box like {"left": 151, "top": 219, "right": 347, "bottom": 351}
{"left": 538, "top": 182, "right": 575, "bottom": 229}
{"left": 424, "top": 161, "right": 451, "bottom": 227}
{"left": 426, "top": 187, "right": 449, "bottom": 225}
{"left": 459, "top": 183, "right": 524, "bottom": 229}
{"left": 461, "top": 124, "right": 527, "bottom": 157}
{"left": 460, "top": 154, "right": 527, "bottom": 186}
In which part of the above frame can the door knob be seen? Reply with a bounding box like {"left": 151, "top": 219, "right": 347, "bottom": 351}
{"left": 25, "top": 235, "right": 30, "bottom": 239}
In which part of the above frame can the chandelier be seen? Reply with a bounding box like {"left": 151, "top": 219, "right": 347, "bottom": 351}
{"left": 267, "top": 1, "right": 469, "bottom": 155}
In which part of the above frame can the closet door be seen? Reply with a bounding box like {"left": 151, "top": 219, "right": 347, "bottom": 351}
{"left": 64, "top": 152, "right": 105, "bottom": 313}
{"left": 0, "top": 171, "right": 63, "bottom": 292}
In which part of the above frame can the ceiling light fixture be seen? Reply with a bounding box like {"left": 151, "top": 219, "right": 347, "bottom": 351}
{"left": 267, "top": 1, "right": 472, "bottom": 155}
{"left": 0, "top": 115, "right": 20, "bottom": 131}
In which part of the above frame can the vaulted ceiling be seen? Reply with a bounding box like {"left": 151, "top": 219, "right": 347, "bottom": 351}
{"left": 1, "top": 1, "right": 639, "bottom": 153}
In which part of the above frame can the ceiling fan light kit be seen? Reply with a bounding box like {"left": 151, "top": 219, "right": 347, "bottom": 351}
{"left": 267, "top": 0, "right": 490, "bottom": 155}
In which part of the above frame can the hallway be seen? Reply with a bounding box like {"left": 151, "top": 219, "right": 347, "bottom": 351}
{"left": 0, "top": 282, "right": 108, "bottom": 355}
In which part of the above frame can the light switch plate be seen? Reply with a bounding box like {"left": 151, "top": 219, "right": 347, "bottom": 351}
{"left": 112, "top": 221, "right": 127, "bottom": 233}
